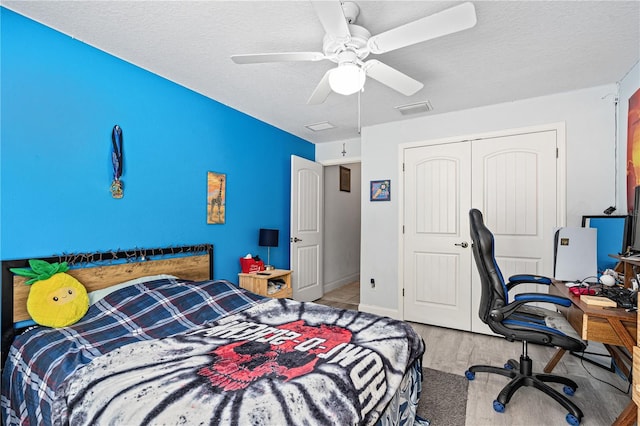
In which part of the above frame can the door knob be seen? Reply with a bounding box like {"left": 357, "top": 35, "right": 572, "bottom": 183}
{"left": 455, "top": 241, "right": 469, "bottom": 248}
{"left": 291, "top": 237, "right": 302, "bottom": 242}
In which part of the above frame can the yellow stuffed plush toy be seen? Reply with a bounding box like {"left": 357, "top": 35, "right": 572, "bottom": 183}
{"left": 11, "top": 260, "right": 89, "bottom": 328}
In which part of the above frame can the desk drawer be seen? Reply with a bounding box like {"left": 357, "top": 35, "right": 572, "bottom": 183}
{"left": 559, "top": 303, "right": 637, "bottom": 347}
{"left": 584, "top": 316, "right": 637, "bottom": 348}
{"left": 557, "top": 304, "right": 584, "bottom": 338}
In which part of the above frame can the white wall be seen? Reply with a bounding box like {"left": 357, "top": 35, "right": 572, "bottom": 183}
{"left": 323, "top": 163, "right": 361, "bottom": 292}
{"left": 316, "top": 137, "right": 361, "bottom": 165}
{"left": 316, "top": 139, "right": 362, "bottom": 294}
{"left": 359, "top": 84, "right": 621, "bottom": 317}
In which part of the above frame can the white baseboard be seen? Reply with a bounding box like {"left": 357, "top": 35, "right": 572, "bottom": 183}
{"left": 323, "top": 273, "right": 360, "bottom": 294}
{"left": 358, "top": 303, "right": 400, "bottom": 320}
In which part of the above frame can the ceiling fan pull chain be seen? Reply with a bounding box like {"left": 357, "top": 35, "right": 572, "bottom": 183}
{"left": 357, "top": 90, "right": 361, "bottom": 134}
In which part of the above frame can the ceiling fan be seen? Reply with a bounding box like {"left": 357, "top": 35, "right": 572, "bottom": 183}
{"left": 231, "top": 1, "right": 477, "bottom": 105}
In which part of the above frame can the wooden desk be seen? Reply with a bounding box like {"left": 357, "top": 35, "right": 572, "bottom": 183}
{"left": 549, "top": 281, "right": 637, "bottom": 425}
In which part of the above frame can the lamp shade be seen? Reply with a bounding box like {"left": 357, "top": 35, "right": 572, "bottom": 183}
{"left": 329, "top": 63, "right": 366, "bottom": 95}
{"left": 259, "top": 229, "right": 279, "bottom": 248}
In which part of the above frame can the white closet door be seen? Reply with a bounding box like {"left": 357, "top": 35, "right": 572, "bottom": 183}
{"left": 470, "top": 130, "right": 558, "bottom": 334}
{"left": 403, "top": 141, "right": 473, "bottom": 329}
{"left": 402, "top": 128, "right": 558, "bottom": 332}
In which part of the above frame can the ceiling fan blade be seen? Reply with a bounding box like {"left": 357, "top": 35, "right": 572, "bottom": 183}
{"left": 363, "top": 60, "right": 423, "bottom": 96}
{"left": 231, "top": 52, "right": 326, "bottom": 64}
{"left": 367, "top": 2, "right": 477, "bottom": 54}
{"left": 310, "top": 1, "right": 351, "bottom": 42}
{"left": 307, "top": 69, "right": 333, "bottom": 105}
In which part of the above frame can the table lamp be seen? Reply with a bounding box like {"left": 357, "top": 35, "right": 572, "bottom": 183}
{"left": 259, "top": 228, "right": 279, "bottom": 270}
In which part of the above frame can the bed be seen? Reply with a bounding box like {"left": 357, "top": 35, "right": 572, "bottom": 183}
{"left": 1, "top": 244, "right": 426, "bottom": 425}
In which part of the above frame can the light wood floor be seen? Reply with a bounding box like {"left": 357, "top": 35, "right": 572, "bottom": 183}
{"left": 314, "top": 282, "right": 632, "bottom": 425}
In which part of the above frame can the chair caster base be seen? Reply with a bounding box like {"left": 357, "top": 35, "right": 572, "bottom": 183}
{"left": 467, "top": 356, "right": 583, "bottom": 425}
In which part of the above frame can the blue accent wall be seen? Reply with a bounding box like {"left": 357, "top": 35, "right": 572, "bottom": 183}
{"left": 0, "top": 8, "right": 314, "bottom": 281}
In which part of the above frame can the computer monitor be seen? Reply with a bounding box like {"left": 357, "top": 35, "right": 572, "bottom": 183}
{"left": 582, "top": 215, "right": 630, "bottom": 272}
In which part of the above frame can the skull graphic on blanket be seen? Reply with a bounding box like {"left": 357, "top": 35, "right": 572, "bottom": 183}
{"left": 197, "top": 319, "right": 353, "bottom": 391}
{"left": 53, "top": 299, "right": 413, "bottom": 425}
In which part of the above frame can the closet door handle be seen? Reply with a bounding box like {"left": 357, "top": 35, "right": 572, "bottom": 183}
{"left": 291, "top": 237, "right": 302, "bottom": 243}
{"left": 455, "top": 241, "right": 469, "bottom": 248}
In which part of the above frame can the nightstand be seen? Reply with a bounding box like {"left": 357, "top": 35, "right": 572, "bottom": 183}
{"left": 238, "top": 269, "right": 292, "bottom": 299}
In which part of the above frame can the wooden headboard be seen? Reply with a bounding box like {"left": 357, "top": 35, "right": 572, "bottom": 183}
{"left": 1, "top": 244, "right": 213, "bottom": 365}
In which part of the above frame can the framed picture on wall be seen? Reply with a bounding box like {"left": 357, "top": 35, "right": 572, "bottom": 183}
{"left": 207, "top": 171, "right": 226, "bottom": 224}
{"left": 370, "top": 180, "right": 390, "bottom": 201}
{"left": 339, "top": 166, "right": 351, "bottom": 192}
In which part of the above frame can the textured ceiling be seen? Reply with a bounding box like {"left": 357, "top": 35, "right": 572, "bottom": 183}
{"left": 2, "top": 0, "right": 639, "bottom": 144}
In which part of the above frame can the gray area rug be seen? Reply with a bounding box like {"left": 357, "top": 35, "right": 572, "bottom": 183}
{"left": 416, "top": 368, "right": 469, "bottom": 426}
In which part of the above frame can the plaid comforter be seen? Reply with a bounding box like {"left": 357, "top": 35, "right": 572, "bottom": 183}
{"left": 1, "top": 278, "right": 266, "bottom": 425}
{"left": 50, "top": 299, "right": 424, "bottom": 425}
{"left": 2, "top": 278, "right": 425, "bottom": 426}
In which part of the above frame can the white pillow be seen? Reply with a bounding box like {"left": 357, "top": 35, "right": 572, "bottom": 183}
{"left": 88, "top": 274, "right": 177, "bottom": 305}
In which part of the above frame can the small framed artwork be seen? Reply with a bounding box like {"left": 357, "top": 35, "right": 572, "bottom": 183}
{"left": 207, "top": 171, "right": 226, "bottom": 224}
{"left": 370, "top": 180, "right": 391, "bottom": 201}
{"left": 339, "top": 166, "right": 351, "bottom": 192}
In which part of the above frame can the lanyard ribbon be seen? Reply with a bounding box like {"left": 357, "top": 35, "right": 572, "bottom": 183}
{"left": 111, "top": 125, "right": 123, "bottom": 180}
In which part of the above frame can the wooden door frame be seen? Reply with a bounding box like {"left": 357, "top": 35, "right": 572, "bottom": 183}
{"left": 397, "top": 122, "right": 567, "bottom": 320}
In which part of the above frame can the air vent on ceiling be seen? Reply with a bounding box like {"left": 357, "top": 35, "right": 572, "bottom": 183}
{"left": 394, "top": 101, "right": 433, "bottom": 116}
{"left": 305, "top": 121, "right": 336, "bottom": 132}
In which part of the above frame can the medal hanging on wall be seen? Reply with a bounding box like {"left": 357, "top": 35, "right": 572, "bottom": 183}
{"left": 110, "top": 125, "right": 124, "bottom": 198}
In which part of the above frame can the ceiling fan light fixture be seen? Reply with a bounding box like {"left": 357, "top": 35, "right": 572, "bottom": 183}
{"left": 329, "top": 63, "right": 366, "bottom": 95}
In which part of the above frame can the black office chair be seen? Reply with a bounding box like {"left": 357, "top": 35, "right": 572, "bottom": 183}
{"left": 465, "top": 208, "right": 586, "bottom": 426}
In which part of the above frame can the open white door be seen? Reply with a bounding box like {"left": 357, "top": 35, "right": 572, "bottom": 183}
{"left": 290, "top": 156, "right": 324, "bottom": 301}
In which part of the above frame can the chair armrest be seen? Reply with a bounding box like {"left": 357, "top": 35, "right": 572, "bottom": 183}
{"left": 509, "top": 274, "right": 552, "bottom": 285}
{"left": 513, "top": 293, "right": 571, "bottom": 307}
{"left": 490, "top": 293, "right": 572, "bottom": 321}
{"left": 506, "top": 274, "right": 552, "bottom": 291}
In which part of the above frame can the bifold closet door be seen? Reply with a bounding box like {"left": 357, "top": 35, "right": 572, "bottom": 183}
{"left": 403, "top": 130, "right": 558, "bottom": 332}
{"left": 403, "top": 141, "right": 473, "bottom": 330}
{"left": 470, "top": 131, "right": 557, "bottom": 334}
